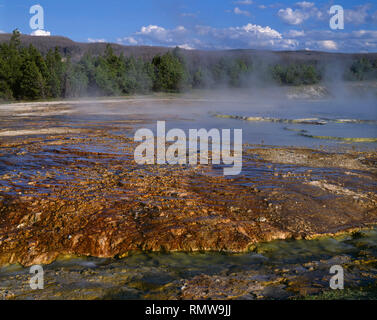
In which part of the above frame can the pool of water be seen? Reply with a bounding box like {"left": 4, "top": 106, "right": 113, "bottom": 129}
{"left": 133, "top": 98, "right": 377, "bottom": 150}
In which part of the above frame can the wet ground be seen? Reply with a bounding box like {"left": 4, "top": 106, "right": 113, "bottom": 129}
{"left": 0, "top": 98, "right": 376, "bottom": 299}
{"left": 1, "top": 228, "right": 377, "bottom": 300}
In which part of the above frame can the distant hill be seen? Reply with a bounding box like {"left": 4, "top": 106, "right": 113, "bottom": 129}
{"left": 1, "top": 33, "right": 377, "bottom": 64}
{"left": 0, "top": 33, "right": 171, "bottom": 61}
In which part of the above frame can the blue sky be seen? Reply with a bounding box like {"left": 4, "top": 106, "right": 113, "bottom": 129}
{"left": 1, "top": 0, "right": 377, "bottom": 52}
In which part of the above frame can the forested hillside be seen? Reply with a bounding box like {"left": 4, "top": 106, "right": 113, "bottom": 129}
{"left": 1, "top": 30, "right": 377, "bottom": 101}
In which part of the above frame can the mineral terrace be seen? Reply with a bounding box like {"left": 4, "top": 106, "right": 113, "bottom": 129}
{"left": 0, "top": 100, "right": 376, "bottom": 268}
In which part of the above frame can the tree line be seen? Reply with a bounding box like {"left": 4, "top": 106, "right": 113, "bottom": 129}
{"left": 1, "top": 30, "right": 376, "bottom": 101}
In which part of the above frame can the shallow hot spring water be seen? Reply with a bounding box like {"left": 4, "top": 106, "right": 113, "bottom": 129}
{"left": 0, "top": 97, "right": 376, "bottom": 299}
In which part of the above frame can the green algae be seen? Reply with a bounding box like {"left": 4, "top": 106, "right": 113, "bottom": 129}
{"left": 215, "top": 114, "right": 377, "bottom": 126}
{"left": 298, "top": 133, "right": 377, "bottom": 143}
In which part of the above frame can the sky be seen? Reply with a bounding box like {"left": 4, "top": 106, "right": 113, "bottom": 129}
{"left": 0, "top": 0, "right": 377, "bottom": 52}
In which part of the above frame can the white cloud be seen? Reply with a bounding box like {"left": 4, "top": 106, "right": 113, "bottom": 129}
{"left": 295, "top": 2, "right": 314, "bottom": 9}
{"left": 135, "top": 25, "right": 187, "bottom": 44}
{"left": 138, "top": 25, "right": 166, "bottom": 37}
{"left": 278, "top": 3, "right": 323, "bottom": 25}
{"left": 195, "top": 25, "right": 212, "bottom": 36}
{"left": 0, "top": 30, "right": 4, "bottom": 34}
{"left": 31, "top": 29, "right": 51, "bottom": 36}
{"left": 118, "top": 23, "right": 293, "bottom": 50}
{"left": 117, "top": 37, "right": 138, "bottom": 45}
{"left": 345, "top": 5, "right": 370, "bottom": 25}
{"left": 301, "top": 28, "right": 377, "bottom": 52}
{"left": 278, "top": 39, "right": 300, "bottom": 49}
{"left": 351, "top": 30, "right": 377, "bottom": 38}
{"left": 116, "top": 21, "right": 377, "bottom": 52}
{"left": 286, "top": 30, "right": 305, "bottom": 37}
{"left": 304, "top": 29, "right": 377, "bottom": 42}
{"left": 234, "top": 0, "right": 253, "bottom": 5}
{"left": 240, "top": 23, "right": 282, "bottom": 39}
{"left": 178, "top": 44, "right": 194, "bottom": 50}
{"left": 194, "top": 23, "right": 297, "bottom": 50}
{"left": 181, "top": 12, "right": 199, "bottom": 18}
{"left": 278, "top": 8, "right": 307, "bottom": 25}
{"left": 318, "top": 40, "right": 338, "bottom": 50}
{"left": 372, "top": 11, "right": 377, "bottom": 23}
{"left": 88, "top": 38, "right": 106, "bottom": 43}
{"left": 234, "top": 7, "right": 250, "bottom": 16}
{"left": 198, "top": 23, "right": 282, "bottom": 41}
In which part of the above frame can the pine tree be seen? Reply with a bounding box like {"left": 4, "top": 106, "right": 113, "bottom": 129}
{"left": 27, "top": 44, "right": 48, "bottom": 98}
{"left": 152, "top": 52, "right": 188, "bottom": 92}
{"left": 62, "top": 58, "right": 88, "bottom": 98}
{"left": 0, "top": 55, "right": 13, "bottom": 100}
{"left": 137, "top": 59, "right": 154, "bottom": 93}
{"left": 5, "top": 30, "right": 23, "bottom": 98}
{"left": 45, "top": 48, "right": 64, "bottom": 98}
{"left": 94, "top": 56, "right": 121, "bottom": 96}
{"left": 19, "top": 57, "right": 45, "bottom": 100}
